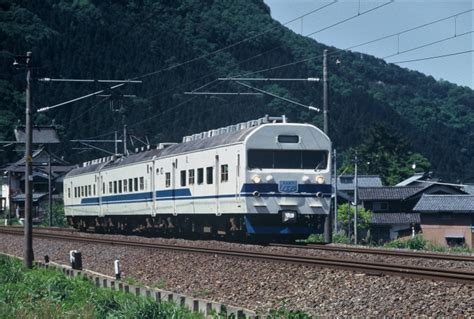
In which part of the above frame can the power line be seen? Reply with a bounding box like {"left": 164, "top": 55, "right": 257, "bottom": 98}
{"left": 130, "top": 1, "right": 338, "bottom": 81}
{"left": 229, "top": 0, "right": 394, "bottom": 77}
{"left": 391, "top": 49, "right": 474, "bottom": 64}
{"left": 383, "top": 30, "right": 473, "bottom": 60}
{"left": 238, "top": 8, "right": 473, "bottom": 76}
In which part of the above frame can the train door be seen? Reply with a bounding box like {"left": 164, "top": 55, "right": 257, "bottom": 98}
{"left": 172, "top": 159, "right": 177, "bottom": 215}
{"left": 215, "top": 154, "right": 220, "bottom": 214}
{"left": 151, "top": 161, "right": 156, "bottom": 215}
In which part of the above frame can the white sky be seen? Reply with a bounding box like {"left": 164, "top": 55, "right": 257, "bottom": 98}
{"left": 264, "top": 0, "right": 473, "bottom": 88}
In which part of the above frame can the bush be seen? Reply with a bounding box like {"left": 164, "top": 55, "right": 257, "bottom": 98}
{"left": 384, "top": 235, "right": 427, "bottom": 250}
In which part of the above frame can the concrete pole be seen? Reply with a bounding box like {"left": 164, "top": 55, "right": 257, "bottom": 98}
{"left": 323, "top": 49, "right": 332, "bottom": 243}
{"left": 354, "top": 153, "right": 358, "bottom": 245}
{"left": 48, "top": 153, "right": 52, "bottom": 226}
{"left": 24, "top": 51, "right": 34, "bottom": 268}
{"left": 334, "top": 148, "right": 338, "bottom": 233}
{"left": 123, "top": 124, "right": 127, "bottom": 156}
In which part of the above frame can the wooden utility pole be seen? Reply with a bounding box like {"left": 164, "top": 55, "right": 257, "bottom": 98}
{"left": 323, "top": 49, "right": 332, "bottom": 243}
{"left": 24, "top": 51, "right": 34, "bottom": 268}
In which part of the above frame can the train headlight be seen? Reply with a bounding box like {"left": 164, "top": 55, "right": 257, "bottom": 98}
{"left": 252, "top": 175, "right": 261, "bottom": 184}
{"left": 315, "top": 175, "right": 325, "bottom": 184}
{"left": 301, "top": 175, "right": 310, "bottom": 183}
{"left": 265, "top": 175, "right": 274, "bottom": 183}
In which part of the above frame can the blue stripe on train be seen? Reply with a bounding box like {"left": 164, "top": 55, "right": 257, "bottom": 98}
{"left": 77, "top": 183, "right": 331, "bottom": 206}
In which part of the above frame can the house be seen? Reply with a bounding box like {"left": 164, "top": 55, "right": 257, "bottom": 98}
{"left": 414, "top": 194, "right": 474, "bottom": 248}
{"left": 1, "top": 147, "right": 74, "bottom": 220}
{"left": 335, "top": 174, "right": 383, "bottom": 203}
{"left": 358, "top": 183, "right": 466, "bottom": 242}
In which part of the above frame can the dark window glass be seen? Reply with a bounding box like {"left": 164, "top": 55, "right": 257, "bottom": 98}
{"left": 165, "top": 173, "right": 171, "bottom": 188}
{"left": 128, "top": 179, "right": 133, "bottom": 192}
{"left": 93, "top": 184, "right": 96, "bottom": 196}
{"left": 118, "top": 180, "right": 122, "bottom": 193}
{"left": 206, "top": 167, "right": 213, "bottom": 184}
{"left": 277, "top": 135, "right": 299, "bottom": 143}
{"left": 197, "top": 168, "right": 204, "bottom": 185}
{"left": 188, "top": 169, "right": 195, "bottom": 185}
{"left": 302, "top": 151, "right": 328, "bottom": 170}
{"left": 180, "top": 170, "right": 186, "bottom": 187}
{"left": 247, "top": 150, "right": 273, "bottom": 169}
{"left": 134, "top": 178, "right": 138, "bottom": 191}
{"left": 140, "top": 177, "right": 145, "bottom": 190}
{"left": 248, "top": 149, "right": 328, "bottom": 169}
{"left": 113, "top": 181, "right": 117, "bottom": 194}
{"left": 274, "top": 150, "right": 302, "bottom": 169}
{"left": 123, "top": 179, "right": 127, "bottom": 192}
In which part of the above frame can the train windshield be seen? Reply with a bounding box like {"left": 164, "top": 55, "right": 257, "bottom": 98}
{"left": 248, "top": 149, "right": 328, "bottom": 169}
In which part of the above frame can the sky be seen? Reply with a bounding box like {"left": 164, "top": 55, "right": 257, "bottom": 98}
{"left": 264, "top": 0, "right": 473, "bottom": 88}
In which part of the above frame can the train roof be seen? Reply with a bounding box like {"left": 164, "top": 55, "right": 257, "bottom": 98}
{"left": 67, "top": 125, "right": 257, "bottom": 177}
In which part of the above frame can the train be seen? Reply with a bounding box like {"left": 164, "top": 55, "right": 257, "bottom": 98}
{"left": 63, "top": 115, "right": 332, "bottom": 240}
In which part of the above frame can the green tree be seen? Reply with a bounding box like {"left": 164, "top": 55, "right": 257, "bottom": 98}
{"left": 339, "top": 125, "right": 431, "bottom": 185}
{"left": 337, "top": 203, "right": 372, "bottom": 240}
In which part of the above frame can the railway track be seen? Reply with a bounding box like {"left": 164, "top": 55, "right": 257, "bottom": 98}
{"left": 1, "top": 226, "right": 473, "bottom": 284}
{"left": 271, "top": 243, "right": 474, "bottom": 262}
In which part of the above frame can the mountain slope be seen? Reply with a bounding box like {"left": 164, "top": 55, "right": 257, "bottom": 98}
{"left": 0, "top": 0, "right": 473, "bottom": 182}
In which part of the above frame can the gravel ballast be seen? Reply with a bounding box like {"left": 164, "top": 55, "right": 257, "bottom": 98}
{"left": 0, "top": 232, "right": 473, "bottom": 317}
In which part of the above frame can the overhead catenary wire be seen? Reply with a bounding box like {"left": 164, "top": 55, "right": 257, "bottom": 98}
{"left": 391, "top": 49, "right": 474, "bottom": 64}
{"left": 237, "top": 8, "right": 474, "bottom": 77}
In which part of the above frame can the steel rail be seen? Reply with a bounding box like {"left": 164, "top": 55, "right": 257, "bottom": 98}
{"left": 270, "top": 243, "right": 474, "bottom": 262}
{"left": 0, "top": 227, "right": 473, "bottom": 284}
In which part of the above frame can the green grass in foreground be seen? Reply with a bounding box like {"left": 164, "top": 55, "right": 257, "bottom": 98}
{"left": 0, "top": 255, "right": 203, "bottom": 319}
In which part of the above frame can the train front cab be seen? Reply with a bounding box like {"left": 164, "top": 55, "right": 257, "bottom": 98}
{"left": 241, "top": 123, "right": 331, "bottom": 240}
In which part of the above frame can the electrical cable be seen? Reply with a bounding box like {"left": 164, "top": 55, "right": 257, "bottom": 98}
{"left": 391, "top": 49, "right": 474, "bottom": 64}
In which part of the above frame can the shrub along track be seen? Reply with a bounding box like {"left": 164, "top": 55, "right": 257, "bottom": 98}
{"left": 1, "top": 226, "right": 473, "bottom": 285}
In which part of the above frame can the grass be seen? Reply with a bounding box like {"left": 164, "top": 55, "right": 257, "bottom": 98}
{"left": 0, "top": 255, "right": 205, "bottom": 318}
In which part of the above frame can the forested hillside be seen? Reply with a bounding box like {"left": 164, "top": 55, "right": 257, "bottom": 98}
{"left": 1, "top": 0, "right": 473, "bottom": 183}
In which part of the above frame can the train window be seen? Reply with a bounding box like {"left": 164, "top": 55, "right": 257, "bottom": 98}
{"left": 248, "top": 149, "right": 328, "bottom": 169}
{"left": 109, "top": 182, "right": 113, "bottom": 194}
{"left": 188, "top": 169, "right": 195, "bottom": 185}
{"left": 123, "top": 179, "right": 127, "bottom": 192}
{"left": 93, "top": 184, "right": 96, "bottom": 196}
{"left": 88, "top": 185, "right": 91, "bottom": 196}
{"left": 118, "top": 180, "right": 122, "bottom": 193}
{"left": 301, "top": 151, "right": 328, "bottom": 170}
{"left": 74, "top": 187, "right": 77, "bottom": 198}
{"left": 102, "top": 183, "right": 105, "bottom": 194}
{"left": 140, "top": 177, "right": 144, "bottom": 190}
{"left": 197, "top": 168, "right": 204, "bottom": 185}
{"left": 134, "top": 178, "right": 138, "bottom": 191}
{"left": 114, "top": 181, "right": 117, "bottom": 194}
{"left": 180, "top": 170, "right": 186, "bottom": 187}
{"left": 68, "top": 188, "right": 71, "bottom": 198}
{"left": 221, "top": 164, "right": 229, "bottom": 182}
{"left": 165, "top": 173, "right": 171, "bottom": 188}
{"left": 277, "top": 135, "right": 300, "bottom": 143}
{"left": 129, "top": 179, "right": 133, "bottom": 192}
{"left": 81, "top": 186, "right": 84, "bottom": 197}
{"left": 206, "top": 167, "right": 213, "bottom": 184}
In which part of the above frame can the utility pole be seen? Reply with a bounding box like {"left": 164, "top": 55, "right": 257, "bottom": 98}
{"left": 323, "top": 49, "right": 332, "bottom": 243}
{"left": 333, "top": 148, "right": 338, "bottom": 233}
{"left": 23, "top": 51, "right": 34, "bottom": 268}
{"left": 114, "top": 131, "right": 118, "bottom": 155}
{"left": 354, "top": 153, "right": 358, "bottom": 245}
{"left": 123, "top": 124, "right": 127, "bottom": 156}
{"left": 48, "top": 153, "right": 52, "bottom": 226}
{"left": 323, "top": 49, "right": 329, "bottom": 135}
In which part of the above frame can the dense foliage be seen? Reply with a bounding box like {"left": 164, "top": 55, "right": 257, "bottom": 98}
{"left": 1, "top": 0, "right": 473, "bottom": 182}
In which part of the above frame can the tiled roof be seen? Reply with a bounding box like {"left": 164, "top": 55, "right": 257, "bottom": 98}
{"left": 413, "top": 194, "right": 474, "bottom": 213}
{"left": 462, "top": 184, "right": 474, "bottom": 195}
{"left": 372, "top": 213, "right": 420, "bottom": 225}
{"left": 358, "top": 186, "right": 425, "bottom": 200}
{"left": 14, "top": 126, "right": 60, "bottom": 144}
{"left": 336, "top": 175, "right": 383, "bottom": 191}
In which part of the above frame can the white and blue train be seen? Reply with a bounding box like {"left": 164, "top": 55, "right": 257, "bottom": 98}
{"left": 64, "top": 115, "right": 331, "bottom": 240}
